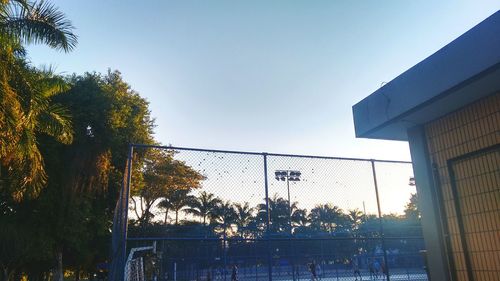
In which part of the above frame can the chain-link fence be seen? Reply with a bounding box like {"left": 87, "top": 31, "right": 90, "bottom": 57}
{"left": 111, "top": 145, "right": 428, "bottom": 281}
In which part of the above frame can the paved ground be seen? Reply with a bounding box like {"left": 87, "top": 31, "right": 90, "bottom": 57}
{"left": 214, "top": 271, "right": 428, "bottom": 281}
{"left": 178, "top": 268, "right": 429, "bottom": 281}
{"left": 271, "top": 273, "right": 428, "bottom": 281}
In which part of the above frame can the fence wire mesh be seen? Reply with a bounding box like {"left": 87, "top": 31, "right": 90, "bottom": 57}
{"left": 112, "top": 145, "right": 428, "bottom": 281}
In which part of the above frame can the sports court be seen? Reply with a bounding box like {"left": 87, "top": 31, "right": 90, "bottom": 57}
{"left": 111, "top": 145, "right": 429, "bottom": 281}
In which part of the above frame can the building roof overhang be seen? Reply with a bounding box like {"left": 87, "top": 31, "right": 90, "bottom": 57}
{"left": 352, "top": 11, "right": 500, "bottom": 141}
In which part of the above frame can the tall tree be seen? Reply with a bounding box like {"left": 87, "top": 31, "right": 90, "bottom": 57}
{"left": 233, "top": 202, "right": 254, "bottom": 238}
{"left": 348, "top": 209, "right": 364, "bottom": 232}
{"left": 309, "top": 203, "right": 345, "bottom": 234}
{"left": 404, "top": 193, "right": 420, "bottom": 221}
{"left": 0, "top": 0, "right": 77, "bottom": 200}
{"left": 256, "top": 194, "right": 289, "bottom": 233}
{"left": 211, "top": 200, "right": 237, "bottom": 236}
{"left": 159, "top": 189, "right": 194, "bottom": 225}
{"left": 291, "top": 206, "right": 309, "bottom": 233}
{"left": 185, "top": 191, "right": 221, "bottom": 225}
{"left": 36, "top": 71, "right": 155, "bottom": 281}
{"left": 131, "top": 149, "right": 204, "bottom": 225}
{"left": 1, "top": 67, "right": 73, "bottom": 199}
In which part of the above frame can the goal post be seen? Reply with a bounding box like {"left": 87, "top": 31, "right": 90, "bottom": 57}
{"left": 125, "top": 242, "right": 157, "bottom": 281}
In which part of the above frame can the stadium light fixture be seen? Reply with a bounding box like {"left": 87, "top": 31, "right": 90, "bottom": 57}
{"left": 409, "top": 177, "right": 416, "bottom": 186}
{"left": 274, "top": 170, "right": 301, "bottom": 234}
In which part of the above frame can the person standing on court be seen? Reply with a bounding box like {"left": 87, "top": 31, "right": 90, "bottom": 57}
{"left": 373, "top": 260, "right": 381, "bottom": 279}
{"left": 352, "top": 258, "right": 362, "bottom": 281}
{"left": 231, "top": 265, "right": 238, "bottom": 281}
{"left": 308, "top": 261, "right": 318, "bottom": 281}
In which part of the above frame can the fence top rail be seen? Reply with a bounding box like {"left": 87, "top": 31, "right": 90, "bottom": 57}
{"left": 130, "top": 144, "right": 412, "bottom": 164}
{"left": 127, "top": 236, "right": 424, "bottom": 242}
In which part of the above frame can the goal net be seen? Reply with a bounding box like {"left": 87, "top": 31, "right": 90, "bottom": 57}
{"left": 125, "top": 242, "right": 156, "bottom": 281}
{"left": 125, "top": 257, "right": 145, "bottom": 281}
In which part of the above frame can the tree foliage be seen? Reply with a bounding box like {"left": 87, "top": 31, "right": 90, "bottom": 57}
{"left": 0, "top": 70, "right": 157, "bottom": 281}
{"left": 135, "top": 190, "right": 422, "bottom": 239}
{"left": 404, "top": 193, "right": 420, "bottom": 221}
{"left": 0, "top": 0, "right": 77, "bottom": 200}
{"left": 184, "top": 191, "right": 221, "bottom": 226}
{"left": 131, "top": 148, "right": 205, "bottom": 225}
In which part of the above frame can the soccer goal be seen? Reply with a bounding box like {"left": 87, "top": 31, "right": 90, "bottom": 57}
{"left": 125, "top": 242, "right": 157, "bottom": 281}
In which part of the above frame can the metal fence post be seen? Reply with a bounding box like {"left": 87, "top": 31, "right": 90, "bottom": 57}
{"left": 121, "top": 144, "right": 134, "bottom": 281}
{"left": 223, "top": 206, "right": 228, "bottom": 281}
{"left": 371, "top": 160, "right": 390, "bottom": 281}
{"left": 263, "top": 153, "right": 273, "bottom": 281}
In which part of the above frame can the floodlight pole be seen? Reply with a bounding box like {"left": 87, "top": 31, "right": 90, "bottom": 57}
{"left": 285, "top": 175, "right": 295, "bottom": 281}
{"left": 274, "top": 170, "right": 301, "bottom": 235}
{"left": 275, "top": 170, "right": 300, "bottom": 281}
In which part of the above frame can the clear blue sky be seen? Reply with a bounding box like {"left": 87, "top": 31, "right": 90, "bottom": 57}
{"left": 27, "top": 1, "right": 499, "bottom": 161}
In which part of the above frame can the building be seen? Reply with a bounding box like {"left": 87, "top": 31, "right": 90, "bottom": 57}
{"left": 352, "top": 11, "right": 499, "bottom": 281}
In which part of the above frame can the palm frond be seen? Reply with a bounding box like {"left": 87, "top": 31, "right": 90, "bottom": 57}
{"left": 0, "top": 73, "right": 23, "bottom": 160}
{"left": 183, "top": 208, "right": 201, "bottom": 216}
{"left": 8, "top": 128, "right": 46, "bottom": 199}
{"left": 35, "top": 103, "right": 73, "bottom": 144}
{"left": 157, "top": 198, "right": 172, "bottom": 209}
{"left": 6, "top": 0, "right": 30, "bottom": 10}
{"left": 3, "top": 0, "right": 77, "bottom": 52}
{"left": 38, "top": 74, "right": 69, "bottom": 98}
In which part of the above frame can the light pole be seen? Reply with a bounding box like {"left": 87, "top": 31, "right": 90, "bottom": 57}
{"left": 274, "top": 170, "right": 301, "bottom": 233}
{"left": 275, "top": 170, "right": 301, "bottom": 281}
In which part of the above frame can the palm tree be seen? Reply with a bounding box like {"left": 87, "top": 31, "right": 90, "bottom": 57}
{"left": 0, "top": 1, "right": 77, "bottom": 51}
{"left": 1, "top": 66, "right": 73, "bottom": 199}
{"left": 348, "top": 209, "right": 364, "bottom": 233}
{"left": 159, "top": 189, "right": 193, "bottom": 225}
{"left": 256, "top": 194, "right": 289, "bottom": 233}
{"left": 234, "top": 202, "right": 254, "bottom": 238}
{"left": 0, "top": 0, "right": 77, "bottom": 200}
{"left": 185, "top": 191, "right": 221, "bottom": 225}
{"left": 211, "top": 200, "right": 237, "bottom": 236}
{"left": 0, "top": 2, "right": 77, "bottom": 280}
{"left": 157, "top": 197, "right": 173, "bottom": 224}
{"left": 309, "top": 204, "right": 328, "bottom": 232}
{"left": 291, "top": 206, "right": 309, "bottom": 233}
{"left": 309, "top": 203, "right": 345, "bottom": 234}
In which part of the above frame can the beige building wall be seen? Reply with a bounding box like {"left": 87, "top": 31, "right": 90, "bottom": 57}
{"left": 424, "top": 93, "right": 499, "bottom": 281}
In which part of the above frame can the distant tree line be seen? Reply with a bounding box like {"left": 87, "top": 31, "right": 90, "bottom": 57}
{"left": 129, "top": 179, "right": 422, "bottom": 240}
{"left": 129, "top": 150, "right": 422, "bottom": 239}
